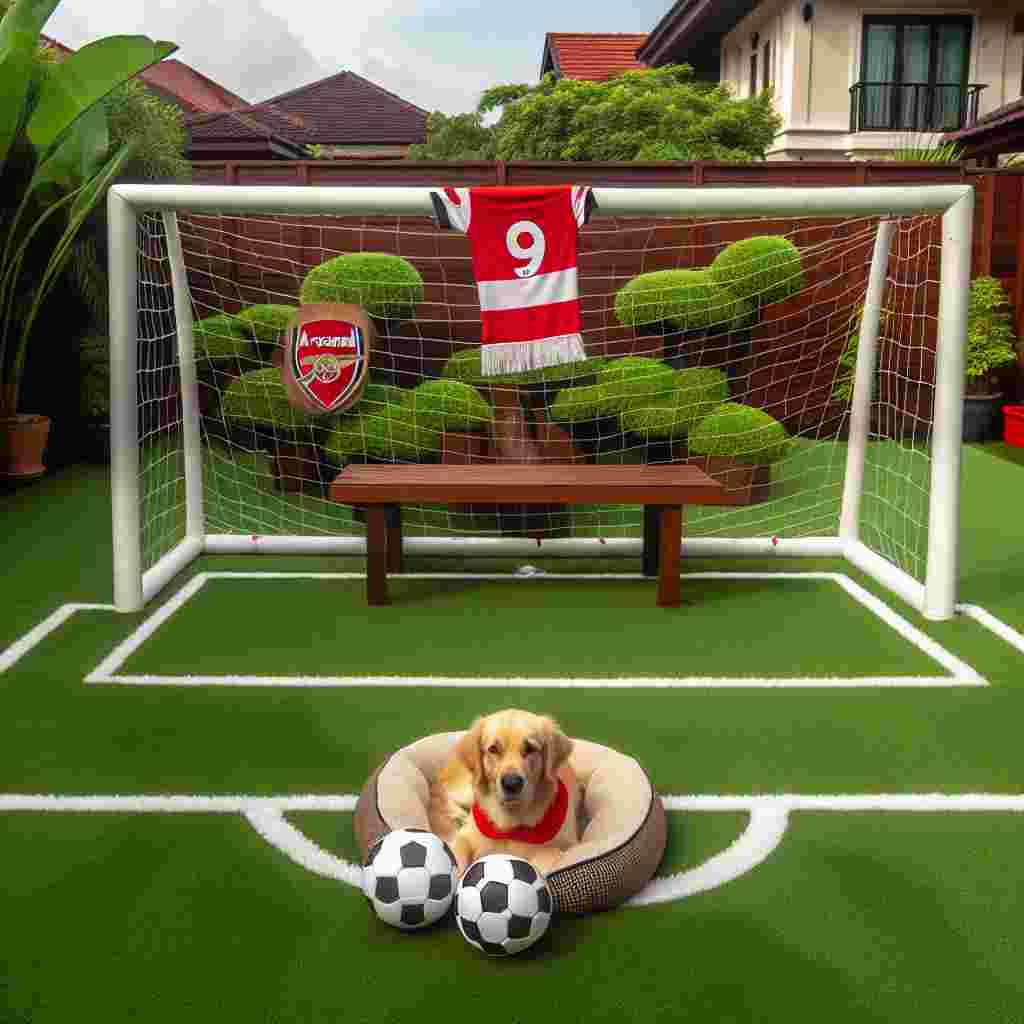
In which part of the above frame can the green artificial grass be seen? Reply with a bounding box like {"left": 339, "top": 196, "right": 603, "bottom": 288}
{"left": 3, "top": 440, "right": 1024, "bottom": 1024}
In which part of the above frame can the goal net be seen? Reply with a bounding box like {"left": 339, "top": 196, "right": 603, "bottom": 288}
{"left": 108, "top": 184, "right": 971, "bottom": 619}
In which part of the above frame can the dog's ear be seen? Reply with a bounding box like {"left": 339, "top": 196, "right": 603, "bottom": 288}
{"left": 542, "top": 718, "right": 573, "bottom": 784}
{"left": 455, "top": 717, "right": 486, "bottom": 787}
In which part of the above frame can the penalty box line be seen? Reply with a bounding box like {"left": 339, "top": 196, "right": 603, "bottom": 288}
{"left": 81, "top": 570, "right": 986, "bottom": 689}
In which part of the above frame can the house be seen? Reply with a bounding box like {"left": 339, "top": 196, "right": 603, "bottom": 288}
{"left": 548, "top": 4, "right": 1024, "bottom": 161}
{"left": 539, "top": 33, "right": 649, "bottom": 81}
{"left": 185, "top": 71, "right": 429, "bottom": 160}
{"left": 40, "top": 34, "right": 247, "bottom": 115}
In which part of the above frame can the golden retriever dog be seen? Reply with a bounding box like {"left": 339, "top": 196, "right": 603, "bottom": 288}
{"left": 428, "top": 709, "right": 578, "bottom": 877}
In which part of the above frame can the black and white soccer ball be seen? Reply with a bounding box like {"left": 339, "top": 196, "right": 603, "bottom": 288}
{"left": 456, "top": 855, "right": 553, "bottom": 956}
{"left": 362, "top": 828, "right": 459, "bottom": 930}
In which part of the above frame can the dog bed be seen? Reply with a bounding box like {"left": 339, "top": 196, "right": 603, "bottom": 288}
{"left": 353, "top": 731, "right": 667, "bottom": 914}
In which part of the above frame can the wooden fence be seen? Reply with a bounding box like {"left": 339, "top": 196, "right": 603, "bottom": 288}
{"left": 181, "top": 159, "right": 1024, "bottom": 417}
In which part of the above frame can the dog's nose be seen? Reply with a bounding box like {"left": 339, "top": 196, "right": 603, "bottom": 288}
{"left": 501, "top": 773, "right": 525, "bottom": 796}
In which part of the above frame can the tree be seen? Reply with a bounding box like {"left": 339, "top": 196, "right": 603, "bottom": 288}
{"left": 406, "top": 110, "right": 497, "bottom": 161}
{"left": 412, "top": 65, "right": 781, "bottom": 163}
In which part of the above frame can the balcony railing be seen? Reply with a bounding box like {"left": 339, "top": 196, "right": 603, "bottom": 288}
{"left": 849, "top": 82, "right": 986, "bottom": 133}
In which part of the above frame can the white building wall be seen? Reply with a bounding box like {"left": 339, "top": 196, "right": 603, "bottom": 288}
{"left": 718, "top": 1, "right": 1024, "bottom": 160}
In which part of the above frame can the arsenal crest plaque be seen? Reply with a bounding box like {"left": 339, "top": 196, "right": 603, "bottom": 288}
{"left": 281, "top": 303, "right": 374, "bottom": 416}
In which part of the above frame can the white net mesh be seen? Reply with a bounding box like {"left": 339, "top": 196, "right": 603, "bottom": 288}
{"left": 131, "top": 202, "right": 942, "bottom": 584}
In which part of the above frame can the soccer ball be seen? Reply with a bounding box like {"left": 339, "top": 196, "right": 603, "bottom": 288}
{"left": 456, "top": 855, "right": 553, "bottom": 956}
{"left": 362, "top": 828, "right": 459, "bottom": 930}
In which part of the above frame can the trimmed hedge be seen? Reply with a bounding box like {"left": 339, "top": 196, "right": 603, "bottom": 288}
{"left": 235, "top": 304, "right": 298, "bottom": 345}
{"left": 620, "top": 367, "right": 730, "bottom": 440}
{"left": 299, "top": 253, "right": 424, "bottom": 322}
{"left": 401, "top": 379, "right": 493, "bottom": 432}
{"left": 550, "top": 357, "right": 676, "bottom": 422}
{"left": 688, "top": 401, "right": 790, "bottom": 465}
{"left": 323, "top": 403, "right": 442, "bottom": 462}
{"left": 220, "top": 367, "right": 322, "bottom": 435}
{"left": 709, "top": 236, "right": 804, "bottom": 306}
{"left": 441, "top": 346, "right": 607, "bottom": 386}
{"left": 613, "top": 268, "right": 753, "bottom": 331}
{"left": 192, "top": 314, "right": 255, "bottom": 364}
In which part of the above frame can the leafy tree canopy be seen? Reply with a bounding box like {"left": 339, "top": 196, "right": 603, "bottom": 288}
{"left": 409, "top": 65, "right": 781, "bottom": 163}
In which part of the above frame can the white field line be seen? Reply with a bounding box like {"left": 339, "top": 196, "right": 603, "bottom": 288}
{"left": 957, "top": 603, "right": 1024, "bottom": 657}
{"left": 0, "top": 603, "right": 115, "bottom": 673}
{"left": 4, "top": 793, "right": 1024, "bottom": 907}
{"left": 79, "top": 571, "right": 987, "bottom": 689}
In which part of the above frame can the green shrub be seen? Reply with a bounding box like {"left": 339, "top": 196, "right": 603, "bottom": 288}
{"left": 192, "top": 314, "right": 255, "bottom": 364}
{"left": 966, "top": 276, "right": 1018, "bottom": 393}
{"left": 613, "top": 269, "right": 752, "bottom": 331}
{"left": 709, "top": 236, "right": 804, "bottom": 306}
{"left": 235, "top": 304, "right": 298, "bottom": 346}
{"left": 299, "top": 253, "right": 424, "bottom": 322}
{"left": 323, "top": 403, "right": 442, "bottom": 462}
{"left": 550, "top": 357, "right": 676, "bottom": 422}
{"left": 620, "top": 367, "right": 729, "bottom": 440}
{"left": 78, "top": 334, "right": 110, "bottom": 420}
{"left": 402, "top": 379, "right": 493, "bottom": 432}
{"left": 688, "top": 402, "right": 790, "bottom": 465}
{"left": 441, "top": 346, "right": 607, "bottom": 386}
{"left": 220, "top": 368, "right": 322, "bottom": 435}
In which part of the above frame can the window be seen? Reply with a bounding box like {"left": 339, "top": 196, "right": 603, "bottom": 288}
{"left": 859, "top": 15, "right": 972, "bottom": 130}
{"left": 750, "top": 52, "right": 758, "bottom": 96}
{"left": 762, "top": 40, "right": 772, "bottom": 91}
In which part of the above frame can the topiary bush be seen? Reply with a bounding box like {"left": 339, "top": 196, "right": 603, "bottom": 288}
{"left": 192, "top": 314, "right": 257, "bottom": 365}
{"left": 235, "top": 304, "right": 298, "bottom": 347}
{"left": 299, "top": 253, "right": 424, "bottom": 322}
{"left": 549, "top": 357, "right": 676, "bottom": 422}
{"left": 620, "top": 367, "right": 730, "bottom": 440}
{"left": 688, "top": 402, "right": 790, "bottom": 465}
{"left": 220, "top": 367, "right": 323, "bottom": 437}
{"left": 613, "top": 269, "right": 753, "bottom": 332}
{"left": 323, "top": 403, "right": 442, "bottom": 462}
{"left": 441, "top": 346, "right": 607, "bottom": 387}
{"left": 708, "top": 236, "right": 804, "bottom": 307}
{"left": 401, "top": 379, "right": 493, "bottom": 432}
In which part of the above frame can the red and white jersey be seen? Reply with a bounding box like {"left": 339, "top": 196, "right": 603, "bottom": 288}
{"left": 430, "top": 185, "right": 597, "bottom": 375}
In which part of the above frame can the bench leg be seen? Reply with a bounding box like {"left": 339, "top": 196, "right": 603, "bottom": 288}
{"left": 656, "top": 505, "right": 682, "bottom": 607}
{"left": 365, "top": 505, "right": 393, "bottom": 606}
{"left": 642, "top": 505, "right": 660, "bottom": 577}
{"left": 385, "top": 505, "right": 403, "bottom": 573}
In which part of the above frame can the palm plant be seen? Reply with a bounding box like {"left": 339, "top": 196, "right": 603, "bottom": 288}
{"left": 0, "top": 0, "right": 175, "bottom": 420}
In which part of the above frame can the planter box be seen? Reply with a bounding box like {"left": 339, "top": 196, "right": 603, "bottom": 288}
{"left": 1004, "top": 405, "right": 1024, "bottom": 448}
{"left": 686, "top": 455, "right": 772, "bottom": 506}
{"left": 963, "top": 394, "right": 1003, "bottom": 443}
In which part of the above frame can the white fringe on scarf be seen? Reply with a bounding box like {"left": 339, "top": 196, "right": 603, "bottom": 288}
{"left": 480, "top": 334, "right": 587, "bottom": 377}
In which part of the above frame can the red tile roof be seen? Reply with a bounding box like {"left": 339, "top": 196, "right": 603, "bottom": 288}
{"left": 542, "top": 33, "right": 649, "bottom": 81}
{"left": 37, "top": 33, "right": 247, "bottom": 113}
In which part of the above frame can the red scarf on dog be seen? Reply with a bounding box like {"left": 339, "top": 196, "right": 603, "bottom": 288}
{"left": 472, "top": 779, "right": 569, "bottom": 845}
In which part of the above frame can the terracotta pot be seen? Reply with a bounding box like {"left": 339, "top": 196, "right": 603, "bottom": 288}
{"left": 271, "top": 442, "right": 322, "bottom": 493}
{"left": 0, "top": 414, "right": 50, "bottom": 479}
{"left": 441, "top": 430, "right": 489, "bottom": 465}
{"left": 686, "top": 455, "right": 772, "bottom": 505}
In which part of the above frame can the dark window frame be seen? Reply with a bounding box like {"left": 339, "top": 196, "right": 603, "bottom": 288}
{"left": 859, "top": 14, "right": 972, "bottom": 130}
{"left": 762, "top": 39, "right": 772, "bottom": 90}
{"left": 750, "top": 52, "right": 758, "bottom": 96}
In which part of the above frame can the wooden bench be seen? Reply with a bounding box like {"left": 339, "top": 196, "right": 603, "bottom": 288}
{"left": 329, "top": 464, "right": 726, "bottom": 608}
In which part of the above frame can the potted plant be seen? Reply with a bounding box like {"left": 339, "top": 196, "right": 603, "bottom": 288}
{"left": 963, "top": 276, "right": 1018, "bottom": 443}
{"left": 0, "top": 0, "right": 175, "bottom": 479}
{"left": 686, "top": 401, "right": 790, "bottom": 505}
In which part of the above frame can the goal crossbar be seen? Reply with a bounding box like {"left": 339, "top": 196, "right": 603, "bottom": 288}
{"left": 108, "top": 183, "right": 973, "bottom": 620}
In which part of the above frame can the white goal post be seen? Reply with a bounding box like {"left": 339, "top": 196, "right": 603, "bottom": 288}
{"left": 107, "top": 182, "right": 972, "bottom": 620}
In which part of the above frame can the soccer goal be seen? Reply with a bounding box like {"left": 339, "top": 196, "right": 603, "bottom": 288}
{"left": 107, "top": 182, "right": 972, "bottom": 620}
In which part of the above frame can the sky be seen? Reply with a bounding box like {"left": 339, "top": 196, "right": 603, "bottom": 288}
{"left": 43, "top": 0, "right": 670, "bottom": 115}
